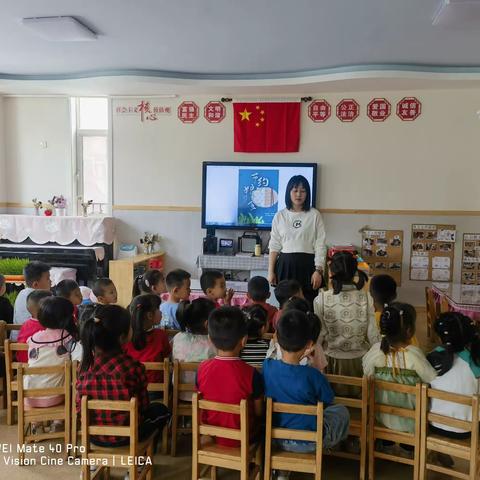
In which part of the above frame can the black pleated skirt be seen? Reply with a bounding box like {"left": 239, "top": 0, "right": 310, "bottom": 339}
{"left": 275, "top": 252, "right": 318, "bottom": 306}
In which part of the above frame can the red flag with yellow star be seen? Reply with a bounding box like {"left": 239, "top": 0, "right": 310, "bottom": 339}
{"left": 233, "top": 102, "right": 300, "bottom": 152}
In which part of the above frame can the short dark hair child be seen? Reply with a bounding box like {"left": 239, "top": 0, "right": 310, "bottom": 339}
{"left": 379, "top": 302, "right": 416, "bottom": 355}
{"left": 370, "top": 274, "right": 397, "bottom": 308}
{"left": 247, "top": 276, "right": 270, "bottom": 302}
{"left": 166, "top": 269, "right": 191, "bottom": 291}
{"left": 176, "top": 298, "right": 216, "bottom": 334}
{"left": 208, "top": 306, "right": 247, "bottom": 351}
{"left": 200, "top": 270, "right": 223, "bottom": 294}
{"left": 277, "top": 309, "right": 313, "bottom": 353}
{"left": 283, "top": 297, "right": 321, "bottom": 343}
{"left": 27, "top": 289, "right": 53, "bottom": 309}
{"left": 132, "top": 269, "right": 166, "bottom": 297}
{"left": 55, "top": 279, "right": 82, "bottom": 306}
{"left": 24, "top": 261, "right": 51, "bottom": 288}
{"left": 284, "top": 175, "right": 311, "bottom": 212}
{"left": 329, "top": 251, "right": 368, "bottom": 295}
{"left": 92, "top": 278, "right": 117, "bottom": 305}
{"left": 274, "top": 279, "right": 303, "bottom": 309}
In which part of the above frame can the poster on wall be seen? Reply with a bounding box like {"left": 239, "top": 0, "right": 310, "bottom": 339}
{"left": 409, "top": 224, "right": 456, "bottom": 282}
{"left": 461, "top": 234, "right": 480, "bottom": 285}
{"left": 361, "top": 230, "right": 404, "bottom": 285}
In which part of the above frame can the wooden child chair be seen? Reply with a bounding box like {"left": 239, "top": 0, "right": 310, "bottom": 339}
{"left": 419, "top": 384, "right": 480, "bottom": 480}
{"left": 264, "top": 398, "right": 324, "bottom": 480}
{"left": 325, "top": 374, "right": 368, "bottom": 480}
{"left": 81, "top": 396, "right": 156, "bottom": 480}
{"left": 4, "top": 339, "right": 28, "bottom": 425}
{"left": 0, "top": 322, "right": 22, "bottom": 409}
{"left": 17, "top": 361, "right": 71, "bottom": 462}
{"left": 171, "top": 360, "right": 200, "bottom": 457}
{"left": 71, "top": 360, "right": 80, "bottom": 454}
{"left": 142, "top": 359, "right": 170, "bottom": 454}
{"left": 424, "top": 287, "right": 437, "bottom": 340}
{"left": 191, "top": 392, "right": 263, "bottom": 480}
{"left": 368, "top": 378, "right": 423, "bottom": 480}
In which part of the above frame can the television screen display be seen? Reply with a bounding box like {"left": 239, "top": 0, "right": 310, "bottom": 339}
{"left": 202, "top": 161, "right": 317, "bottom": 230}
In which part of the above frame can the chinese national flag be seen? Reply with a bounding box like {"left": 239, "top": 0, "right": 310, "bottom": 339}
{"left": 234, "top": 102, "right": 300, "bottom": 153}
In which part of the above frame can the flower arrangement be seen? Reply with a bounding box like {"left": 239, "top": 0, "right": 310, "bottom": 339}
{"left": 44, "top": 201, "right": 54, "bottom": 216}
{"left": 52, "top": 195, "right": 67, "bottom": 209}
{"left": 80, "top": 199, "right": 93, "bottom": 217}
{"left": 32, "top": 198, "right": 42, "bottom": 215}
{"left": 140, "top": 232, "right": 159, "bottom": 254}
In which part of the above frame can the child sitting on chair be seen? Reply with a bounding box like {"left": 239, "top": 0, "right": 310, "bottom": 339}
{"left": 77, "top": 304, "right": 170, "bottom": 447}
{"left": 160, "top": 269, "right": 191, "bottom": 329}
{"left": 172, "top": 298, "right": 216, "bottom": 401}
{"left": 0, "top": 274, "right": 13, "bottom": 324}
{"left": 240, "top": 304, "right": 270, "bottom": 368}
{"left": 200, "top": 270, "right": 234, "bottom": 308}
{"left": 123, "top": 295, "right": 171, "bottom": 399}
{"left": 12, "top": 261, "right": 51, "bottom": 340}
{"left": 25, "top": 296, "right": 83, "bottom": 434}
{"left": 247, "top": 276, "right": 278, "bottom": 331}
{"left": 363, "top": 304, "right": 437, "bottom": 436}
{"left": 55, "top": 279, "right": 83, "bottom": 322}
{"left": 16, "top": 290, "right": 53, "bottom": 362}
{"left": 196, "top": 306, "right": 264, "bottom": 447}
{"left": 263, "top": 309, "right": 350, "bottom": 453}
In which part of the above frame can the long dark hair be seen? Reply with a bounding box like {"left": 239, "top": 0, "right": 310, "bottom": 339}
{"left": 176, "top": 298, "right": 215, "bottom": 334}
{"left": 37, "top": 296, "right": 78, "bottom": 341}
{"left": 434, "top": 312, "right": 480, "bottom": 367}
{"left": 329, "top": 251, "right": 367, "bottom": 295}
{"left": 379, "top": 302, "right": 416, "bottom": 355}
{"left": 243, "top": 304, "right": 268, "bottom": 338}
{"left": 284, "top": 175, "right": 311, "bottom": 211}
{"left": 129, "top": 294, "right": 161, "bottom": 351}
{"left": 132, "top": 269, "right": 165, "bottom": 297}
{"left": 80, "top": 304, "right": 131, "bottom": 371}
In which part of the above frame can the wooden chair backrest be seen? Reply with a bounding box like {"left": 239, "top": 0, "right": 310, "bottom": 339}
{"left": 0, "top": 322, "right": 22, "bottom": 353}
{"left": 173, "top": 360, "right": 199, "bottom": 396}
{"left": 81, "top": 395, "right": 139, "bottom": 458}
{"left": 17, "top": 362, "right": 71, "bottom": 400}
{"left": 439, "top": 295, "right": 450, "bottom": 314}
{"left": 142, "top": 358, "right": 170, "bottom": 403}
{"left": 4, "top": 339, "right": 28, "bottom": 380}
{"left": 425, "top": 287, "right": 437, "bottom": 336}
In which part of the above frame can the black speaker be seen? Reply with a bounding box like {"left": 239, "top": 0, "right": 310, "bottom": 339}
{"left": 203, "top": 236, "right": 218, "bottom": 254}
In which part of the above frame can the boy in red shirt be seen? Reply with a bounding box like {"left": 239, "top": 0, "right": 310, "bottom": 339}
{"left": 247, "top": 276, "right": 278, "bottom": 332}
{"left": 17, "top": 290, "right": 53, "bottom": 362}
{"left": 196, "top": 306, "right": 264, "bottom": 446}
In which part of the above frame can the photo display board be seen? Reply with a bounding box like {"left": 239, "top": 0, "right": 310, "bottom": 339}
{"left": 461, "top": 234, "right": 480, "bottom": 285}
{"left": 362, "top": 230, "right": 404, "bottom": 285}
{"left": 409, "top": 224, "right": 456, "bottom": 282}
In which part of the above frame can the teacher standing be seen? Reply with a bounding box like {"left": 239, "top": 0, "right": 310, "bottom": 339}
{"left": 268, "top": 175, "right": 326, "bottom": 306}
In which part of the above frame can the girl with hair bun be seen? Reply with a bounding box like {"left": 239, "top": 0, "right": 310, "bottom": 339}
{"left": 363, "top": 303, "right": 437, "bottom": 434}
{"left": 131, "top": 269, "right": 166, "bottom": 298}
{"left": 314, "top": 251, "right": 380, "bottom": 385}
{"left": 428, "top": 312, "right": 480, "bottom": 440}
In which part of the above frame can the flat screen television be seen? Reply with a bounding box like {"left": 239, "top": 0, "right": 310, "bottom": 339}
{"left": 202, "top": 161, "right": 317, "bottom": 231}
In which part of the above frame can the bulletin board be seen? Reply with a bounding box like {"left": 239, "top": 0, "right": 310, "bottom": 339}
{"left": 409, "top": 224, "right": 456, "bottom": 282}
{"left": 361, "top": 230, "right": 403, "bottom": 285}
{"left": 461, "top": 233, "right": 480, "bottom": 285}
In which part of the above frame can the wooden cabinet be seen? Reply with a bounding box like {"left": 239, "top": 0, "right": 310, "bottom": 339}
{"left": 109, "top": 252, "right": 165, "bottom": 307}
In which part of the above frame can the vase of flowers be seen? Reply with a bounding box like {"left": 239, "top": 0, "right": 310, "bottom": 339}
{"left": 140, "top": 232, "right": 159, "bottom": 255}
{"left": 32, "top": 198, "right": 42, "bottom": 216}
{"left": 44, "top": 201, "right": 54, "bottom": 216}
{"left": 52, "top": 195, "right": 67, "bottom": 216}
{"left": 80, "top": 199, "right": 93, "bottom": 217}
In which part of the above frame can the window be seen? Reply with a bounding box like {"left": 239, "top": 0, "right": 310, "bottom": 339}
{"left": 73, "top": 97, "right": 110, "bottom": 214}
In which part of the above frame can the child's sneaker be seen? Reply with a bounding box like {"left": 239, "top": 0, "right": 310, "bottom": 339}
{"left": 49, "top": 420, "right": 64, "bottom": 433}
{"left": 31, "top": 423, "right": 44, "bottom": 435}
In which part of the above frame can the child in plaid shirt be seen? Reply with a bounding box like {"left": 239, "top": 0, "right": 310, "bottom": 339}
{"left": 76, "top": 304, "right": 170, "bottom": 447}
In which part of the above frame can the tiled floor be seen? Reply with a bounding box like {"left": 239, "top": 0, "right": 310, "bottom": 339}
{"left": 0, "top": 312, "right": 457, "bottom": 479}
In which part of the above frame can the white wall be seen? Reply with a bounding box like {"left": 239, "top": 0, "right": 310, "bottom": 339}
{"left": 4, "top": 97, "right": 72, "bottom": 208}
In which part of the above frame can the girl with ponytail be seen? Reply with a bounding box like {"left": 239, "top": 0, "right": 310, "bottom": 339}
{"left": 427, "top": 312, "right": 480, "bottom": 440}
{"left": 172, "top": 298, "right": 216, "bottom": 401}
{"left": 131, "top": 269, "right": 166, "bottom": 298}
{"left": 314, "top": 251, "right": 380, "bottom": 385}
{"left": 123, "top": 295, "right": 171, "bottom": 391}
{"left": 363, "top": 303, "right": 437, "bottom": 434}
{"left": 76, "top": 304, "right": 170, "bottom": 448}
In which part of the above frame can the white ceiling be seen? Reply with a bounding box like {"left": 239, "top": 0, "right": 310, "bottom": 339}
{"left": 3, "top": 0, "right": 480, "bottom": 94}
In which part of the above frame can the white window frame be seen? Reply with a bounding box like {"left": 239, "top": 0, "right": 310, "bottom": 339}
{"left": 71, "top": 97, "right": 112, "bottom": 216}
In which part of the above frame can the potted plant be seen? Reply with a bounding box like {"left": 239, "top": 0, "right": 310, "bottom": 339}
{"left": 0, "top": 257, "right": 29, "bottom": 282}
{"left": 32, "top": 198, "right": 42, "bottom": 216}
{"left": 44, "top": 200, "right": 54, "bottom": 216}
{"left": 140, "top": 232, "right": 159, "bottom": 255}
{"left": 52, "top": 195, "right": 67, "bottom": 216}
